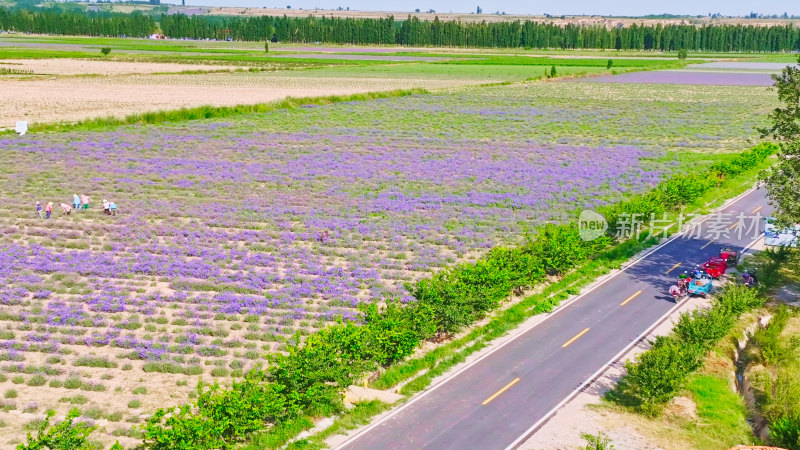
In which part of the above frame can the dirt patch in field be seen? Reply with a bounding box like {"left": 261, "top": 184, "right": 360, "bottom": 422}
{"left": 0, "top": 72, "right": 488, "bottom": 127}
{"left": 0, "top": 58, "right": 242, "bottom": 76}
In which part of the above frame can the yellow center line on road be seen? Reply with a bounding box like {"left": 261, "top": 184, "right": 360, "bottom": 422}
{"left": 562, "top": 328, "right": 590, "bottom": 348}
{"left": 664, "top": 263, "right": 681, "bottom": 275}
{"left": 728, "top": 222, "right": 739, "bottom": 230}
{"left": 752, "top": 206, "right": 762, "bottom": 214}
{"left": 620, "top": 290, "right": 643, "bottom": 306}
{"left": 701, "top": 240, "right": 715, "bottom": 249}
{"left": 481, "top": 377, "right": 521, "bottom": 405}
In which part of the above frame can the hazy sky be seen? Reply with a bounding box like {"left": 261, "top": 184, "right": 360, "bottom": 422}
{"left": 162, "top": 0, "right": 799, "bottom": 17}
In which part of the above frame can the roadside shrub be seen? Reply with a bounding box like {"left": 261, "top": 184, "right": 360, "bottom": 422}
{"left": 359, "top": 301, "right": 436, "bottom": 366}
{"left": 527, "top": 224, "right": 604, "bottom": 275}
{"left": 581, "top": 431, "right": 616, "bottom": 449}
{"left": 673, "top": 308, "right": 734, "bottom": 349}
{"left": 269, "top": 325, "right": 374, "bottom": 417}
{"left": 715, "top": 285, "right": 765, "bottom": 317}
{"left": 609, "top": 336, "right": 705, "bottom": 415}
{"left": 100, "top": 47, "right": 111, "bottom": 56}
{"left": 144, "top": 368, "right": 294, "bottom": 449}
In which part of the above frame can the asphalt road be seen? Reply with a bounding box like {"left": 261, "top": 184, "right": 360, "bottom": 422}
{"left": 339, "top": 186, "right": 773, "bottom": 450}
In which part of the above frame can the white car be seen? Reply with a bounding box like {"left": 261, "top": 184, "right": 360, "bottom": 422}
{"left": 764, "top": 217, "right": 800, "bottom": 247}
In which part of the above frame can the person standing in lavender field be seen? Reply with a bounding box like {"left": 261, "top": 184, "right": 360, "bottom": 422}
{"left": 109, "top": 201, "right": 117, "bottom": 216}
{"left": 45, "top": 202, "right": 52, "bottom": 219}
{"left": 80, "top": 194, "right": 90, "bottom": 210}
{"left": 73, "top": 194, "right": 80, "bottom": 211}
{"left": 36, "top": 201, "right": 43, "bottom": 219}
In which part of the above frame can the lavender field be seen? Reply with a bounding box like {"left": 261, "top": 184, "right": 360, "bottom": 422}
{"left": 0, "top": 81, "right": 774, "bottom": 446}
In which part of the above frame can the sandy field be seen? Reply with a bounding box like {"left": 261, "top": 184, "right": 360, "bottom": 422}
{"left": 0, "top": 71, "right": 488, "bottom": 127}
{"left": 0, "top": 58, "right": 243, "bottom": 76}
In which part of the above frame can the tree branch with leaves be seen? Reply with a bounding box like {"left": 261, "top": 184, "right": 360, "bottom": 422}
{"left": 760, "top": 56, "right": 800, "bottom": 226}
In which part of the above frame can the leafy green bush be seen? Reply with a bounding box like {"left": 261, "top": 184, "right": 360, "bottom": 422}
{"left": 17, "top": 408, "right": 97, "bottom": 450}
{"left": 764, "top": 365, "right": 800, "bottom": 424}
{"left": 527, "top": 224, "right": 606, "bottom": 275}
{"left": 674, "top": 308, "right": 734, "bottom": 349}
{"left": 752, "top": 306, "right": 796, "bottom": 366}
{"left": 581, "top": 431, "right": 616, "bottom": 449}
{"left": 144, "top": 368, "right": 295, "bottom": 449}
{"left": 715, "top": 285, "right": 765, "bottom": 317}
{"left": 269, "top": 324, "right": 374, "bottom": 417}
{"left": 359, "top": 301, "right": 436, "bottom": 366}
{"left": 771, "top": 416, "right": 800, "bottom": 450}
{"left": 611, "top": 336, "right": 705, "bottom": 415}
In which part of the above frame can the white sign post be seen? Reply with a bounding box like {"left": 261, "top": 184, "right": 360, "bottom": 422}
{"left": 15, "top": 121, "right": 28, "bottom": 135}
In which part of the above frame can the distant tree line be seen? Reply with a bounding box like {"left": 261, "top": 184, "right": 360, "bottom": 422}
{"left": 0, "top": 7, "right": 157, "bottom": 37}
{"left": 1, "top": 5, "right": 800, "bottom": 52}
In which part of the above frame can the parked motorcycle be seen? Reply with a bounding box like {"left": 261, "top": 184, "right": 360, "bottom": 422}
{"left": 742, "top": 269, "right": 759, "bottom": 288}
{"left": 668, "top": 272, "right": 692, "bottom": 302}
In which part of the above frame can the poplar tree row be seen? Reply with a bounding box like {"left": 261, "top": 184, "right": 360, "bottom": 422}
{"left": 1, "top": 6, "right": 799, "bottom": 52}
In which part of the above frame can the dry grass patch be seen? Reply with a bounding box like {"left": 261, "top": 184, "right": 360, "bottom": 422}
{"left": 0, "top": 72, "right": 486, "bottom": 127}
{"left": 0, "top": 58, "right": 244, "bottom": 76}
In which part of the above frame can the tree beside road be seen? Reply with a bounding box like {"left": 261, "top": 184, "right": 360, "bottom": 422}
{"left": 761, "top": 56, "right": 800, "bottom": 226}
